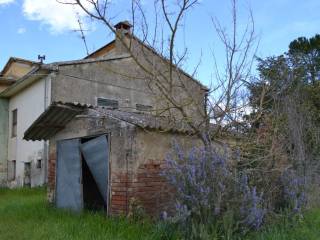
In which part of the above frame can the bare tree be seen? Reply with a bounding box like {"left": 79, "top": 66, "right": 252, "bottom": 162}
{"left": 208, "top": 0, "right": 258, "bottom": 135}
{"left": 58, "top": 0, "right": 258, "bottom": 144}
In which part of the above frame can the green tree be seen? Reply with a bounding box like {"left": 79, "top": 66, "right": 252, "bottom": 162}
{"left": 288, "top": 34, "right": 320, "bottom": 85}
{"left": 247, "top": 34, "right": 320, "bottom": 178}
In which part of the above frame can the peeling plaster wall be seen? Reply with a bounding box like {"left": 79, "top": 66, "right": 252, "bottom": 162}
{"left": 128, "top": 37, "right": 207, "bottom": 122}
{"left": 51, "top": 43, "right": 206, "bottom": 123}
{"left": 110, "top": 130, "right": 202, "bottom": 216}
{"left": 7, "top": 75, "right": 51, "bottom": 187}
{"left": 51, "top": 58, "right": 153, "bottom": 111}
{"left": 0, "top": 98, "right": 8, "bottom": 185}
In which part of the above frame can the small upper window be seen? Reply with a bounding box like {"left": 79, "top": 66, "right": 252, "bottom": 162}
{"left": 12, "top": 109, "right": 17, "bottom": 138}
{"left": 97, "top": 98, "right": 119, "bottom": 109}
{"left": 136, "top": 104, "right": 153, "bottom": 112}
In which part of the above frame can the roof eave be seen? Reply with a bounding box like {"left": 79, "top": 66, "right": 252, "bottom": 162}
{"left": 81, "top": 36, "right": 209, "bottom": 91}
{"left": 84, "top": 40, "right": 116, "bottom": 59}
{"left": 131, "top": 35, "right": 209, "bottom": 91}
{"left": 24, "top": 102, "right": 88, "bottom": 141}
{"left": 0, "top": 67, "right": 50, "bottom": 98}
{"left": 45, "top": 54, "right": 131, "bottom": 68}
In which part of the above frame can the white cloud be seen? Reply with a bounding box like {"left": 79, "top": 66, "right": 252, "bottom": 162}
{"left": 0, "top": 0, "right": 15, "bottom": 5}
{"left": 17, "top": 27, "right": 26, "bottom": 34}
{"left": 22, "top": 0, "right": 94, "bottom": 34}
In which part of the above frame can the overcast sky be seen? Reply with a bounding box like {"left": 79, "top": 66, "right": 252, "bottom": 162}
{"left": 0, "top": 0, "right": 319, "bottom": 86}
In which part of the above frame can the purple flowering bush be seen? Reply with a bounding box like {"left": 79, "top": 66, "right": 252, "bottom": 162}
{"left": 161, "top": 141, "right": 312, "bottom": 239}
{"left": 163, "top": 141, "right": 267, "bottom": 238}
{"left": 239, "top": 174, "right": 266, "bottom": 230}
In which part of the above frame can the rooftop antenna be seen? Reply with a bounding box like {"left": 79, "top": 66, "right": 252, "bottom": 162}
{"left": 38, "top": 55, "right": 46, "bottom": 64}
{"left": 73, "top": 11, "right": 90, "bottom": 56}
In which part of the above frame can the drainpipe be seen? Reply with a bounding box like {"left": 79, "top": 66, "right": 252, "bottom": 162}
{"left": 43, "top": 73, "right": 50, "bottom": 183}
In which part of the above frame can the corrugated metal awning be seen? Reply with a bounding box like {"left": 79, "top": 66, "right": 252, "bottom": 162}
{"left": 89, "top": 108, "right": 193, "bottom": 134}
{"left": 24, "top": 103, "right": 87, "bottom": 141}
{"left": 25, "top": 102, "right": 195, "bottom": 141}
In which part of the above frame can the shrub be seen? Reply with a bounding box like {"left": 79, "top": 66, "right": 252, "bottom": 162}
{"left": 163, "top": 141, "right": 266, "bottom": 239}
{"left": 280, "top": 169, "right": 307, "bottom": 214}
{"left": 239, "top": 174, "right": 266, "bottom": 231}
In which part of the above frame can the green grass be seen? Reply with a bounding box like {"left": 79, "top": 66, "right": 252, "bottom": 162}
{"left": 247, "top": 209, "right": 320, "bottom": 240}
{"left": 0, "top": 188, "right": 319, "bottom": 240}
{"left": 0, "top": 187, "right": 174, "bottom": 240}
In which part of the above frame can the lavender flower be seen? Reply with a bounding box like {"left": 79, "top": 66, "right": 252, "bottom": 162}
{"left": 163, "top": 141, "right": 232, "bottom": 225}
{"left": 240, "top": 178, "right": 266, "bottom": 230}
{"left": 163, "top": 140, "right": 267, "bottom": 235}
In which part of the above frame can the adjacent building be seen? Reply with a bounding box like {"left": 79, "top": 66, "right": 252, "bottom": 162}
{"left": 0, "top": 58, "right": 47, "bottom": 187}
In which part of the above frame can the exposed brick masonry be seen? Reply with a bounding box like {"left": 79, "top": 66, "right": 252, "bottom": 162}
{"left": 48, "top": 153, "right": 175, "bottom": 217}
{"left": 110, "top": 159, "right": 174, "bottom": 217}
{"left": 47, "top": 152, "right": 56, "bottom": 202}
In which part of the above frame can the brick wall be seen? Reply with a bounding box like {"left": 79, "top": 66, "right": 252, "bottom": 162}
{"left": 47, "top": 151, "right": 56, "bottom": 203}
{"left": 47, "top": 146, "right": 175, "bottom": 217}
{"left": 110, "top": 159, "right": 174, "bottom": 217}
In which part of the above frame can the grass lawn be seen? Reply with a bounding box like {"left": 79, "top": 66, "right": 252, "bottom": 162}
{"left": 247, "top": 208, "right": 320, "bottom": 240}
{"left": 0, "top": 187, "right": 174, "bottom": 240}
{"left": 0, "top": 187, "right": 319, "bottom": 240}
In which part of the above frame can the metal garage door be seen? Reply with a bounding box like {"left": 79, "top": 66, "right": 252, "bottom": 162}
{"left": 56, "top": 139, "right": 83, "bottom": 211}
{"left": 55, "top": 135, "right": 109, "bottom": 211}
{"left": 80, "top": 135, "right": 109, "bottom": 206}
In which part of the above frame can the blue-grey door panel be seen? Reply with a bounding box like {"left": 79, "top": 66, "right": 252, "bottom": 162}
{"left": 56, "top": 139, "right": 83, "bottom": 211}
{"left": 80, "top": 135, "right": 109, "bottom": 206}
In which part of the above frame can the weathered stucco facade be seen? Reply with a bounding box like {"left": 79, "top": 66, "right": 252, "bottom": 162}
{"left": 50, "top": 54, "right": 206, "bottom": 123}
{"left": 6, "top": 75, "right": 51, "bottom": 187}
{"left": 51, "top": 56, "right": 153, "bottom": 110}
{"left": 48, "top": 22, "right": 207, "bottom": 123}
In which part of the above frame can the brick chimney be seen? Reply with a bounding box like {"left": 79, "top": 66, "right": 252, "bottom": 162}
{"left": 114, "top": 21, "right": 132, "bottom": 35}
{"left": 114, "top": 21, "right": 133, "bottom": 54}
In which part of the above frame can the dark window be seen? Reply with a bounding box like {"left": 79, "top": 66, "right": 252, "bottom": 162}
{"left": 97, "top": 98, "right": 119, "bottom": 109}
{"left": 136, "top": 104, "right": 153, "bottom": 112}
{"left": 8, "top": 160, "right": 16, "bottom": 181}
{"left": 24, "top": 162, "right": 31, "bottom": 187}
{"left": 36, "top": 159, "right": 42, "bottom": 169}
{"left": 12, "top": 109, "right": 17, "bottom": 138}
{"left": 13, "top": 160, "right": 16, "bottom": 180}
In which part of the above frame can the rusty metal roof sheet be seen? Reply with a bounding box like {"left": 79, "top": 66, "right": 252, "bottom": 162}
{"left": 24, "top": 102, "right": 194, "bottom": 141}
